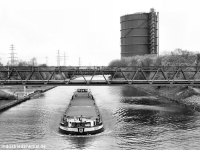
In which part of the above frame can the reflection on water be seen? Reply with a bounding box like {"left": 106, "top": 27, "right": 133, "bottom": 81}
{"left": 121, "top": 86, "right": 149, "bottom": 97}
{"left": 0, "top": 85, "right": 200, "bottom": 150}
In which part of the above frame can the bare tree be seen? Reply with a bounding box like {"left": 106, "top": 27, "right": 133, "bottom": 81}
{"left": 197, "top": 53, "right": 200, "bottom": 66}
{"left": 30, "top": 57, "right": 37, "bottom": 66}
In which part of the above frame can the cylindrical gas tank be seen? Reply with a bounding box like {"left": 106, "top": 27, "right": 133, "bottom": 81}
{"left": 121, "top": 9, "right": 158, "bottom": 58}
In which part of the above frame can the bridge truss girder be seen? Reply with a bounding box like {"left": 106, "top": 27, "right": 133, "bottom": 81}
{"left": 0, "top": 66, "right": 200, "bottom": 86}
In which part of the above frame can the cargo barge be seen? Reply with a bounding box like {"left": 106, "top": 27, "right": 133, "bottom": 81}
{"left": 59, "top": 89, "right": 104, "bottom": 135}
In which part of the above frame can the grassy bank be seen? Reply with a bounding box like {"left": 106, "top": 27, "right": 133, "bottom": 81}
{"left": 0, "top": 90, "right": 16, "bottom": 100}
{"left": 133, "top": 85, "right": 200, "bottom": 111}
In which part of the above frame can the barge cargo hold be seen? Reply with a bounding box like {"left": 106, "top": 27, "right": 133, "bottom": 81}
{"left": 59, "top": 89, "right": 104, "bottom": 135}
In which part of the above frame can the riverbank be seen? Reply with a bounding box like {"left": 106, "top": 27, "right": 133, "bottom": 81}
{"left": 0, "top": 86, "right": 55, "bottom": 111}
{"left": 133, "top": 85, "right": 200, "bottom": 111}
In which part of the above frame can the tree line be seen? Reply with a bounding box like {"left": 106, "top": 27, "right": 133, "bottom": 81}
{"left": 108, "top": 49, "right": 200, "bottom": 80}
{"left": 0, "top": 57, "right": 47, "bottom": 67}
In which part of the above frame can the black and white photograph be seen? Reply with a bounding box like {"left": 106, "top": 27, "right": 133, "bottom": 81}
{"left": 0, "top": 0, "right": 200, "bottom": 149}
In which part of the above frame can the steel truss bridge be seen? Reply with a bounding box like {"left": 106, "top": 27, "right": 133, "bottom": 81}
{"left": 0, "top": 66, "right": 200, "bottom": 86}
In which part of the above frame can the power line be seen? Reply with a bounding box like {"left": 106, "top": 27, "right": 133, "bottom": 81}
{"left": 9, "top": 44, "right": 17, "bottom": 66}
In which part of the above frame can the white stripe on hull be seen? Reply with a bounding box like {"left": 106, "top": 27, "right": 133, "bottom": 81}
{"left": 59, "top": 124, "right": 103, "bottom": 132}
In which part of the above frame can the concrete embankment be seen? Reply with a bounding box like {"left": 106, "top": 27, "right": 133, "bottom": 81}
{"left": 28, "top": 86, "right": 55, "bottom": 99}
{"left": 0, "top": 86, "right": 56, "bottom": 111}
{"left": 133, "top": 85, "right": 200, "bottom": 111}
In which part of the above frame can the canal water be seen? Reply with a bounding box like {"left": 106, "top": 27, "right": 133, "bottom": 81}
{"left": 0, "top": 85, "right": 200, "bottom": 150}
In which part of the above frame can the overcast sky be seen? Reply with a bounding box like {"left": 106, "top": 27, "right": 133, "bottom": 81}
{"left": 0, "top": 0, "right": 200, "bottom": 66}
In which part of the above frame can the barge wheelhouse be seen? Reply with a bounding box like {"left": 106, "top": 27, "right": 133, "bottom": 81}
{"left": 59, "top": 89, "right": 103, "bottom": 135}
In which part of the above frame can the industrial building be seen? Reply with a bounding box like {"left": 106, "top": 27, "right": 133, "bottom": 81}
{"left": 121, "top": 8, "right": 159, "bottom": 58}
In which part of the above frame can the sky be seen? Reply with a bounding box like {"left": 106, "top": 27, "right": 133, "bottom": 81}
{"left": 0, "top": 0, "right": 200, "bottom": 66}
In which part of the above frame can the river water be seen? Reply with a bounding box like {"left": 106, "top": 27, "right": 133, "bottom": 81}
{"left": 0, "top": 85, "right": 200, "bottom": 150}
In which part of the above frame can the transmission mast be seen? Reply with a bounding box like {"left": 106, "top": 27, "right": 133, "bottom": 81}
{"left": 45, "top": 56, "right": 48, "bottom": 66}
{"left": 78, "top": 57, "right": 81, "bottom": 66}
{"left": 63, "top": 52, "right": 67, "bottom": 66}
{"left": 9, "top": 44, "right": 17, "bottom": 66}
{"left": 57, "top": 50, "right": 61, "bottom": 66}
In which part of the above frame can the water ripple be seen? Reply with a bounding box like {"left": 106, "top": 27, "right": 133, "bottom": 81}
{"left": 1, "top": 86, "right": 200, "bottom": 150}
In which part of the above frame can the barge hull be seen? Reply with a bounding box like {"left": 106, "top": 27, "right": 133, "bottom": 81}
{"left": 59, "top": 124, "right": 104, "bottom": 135}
